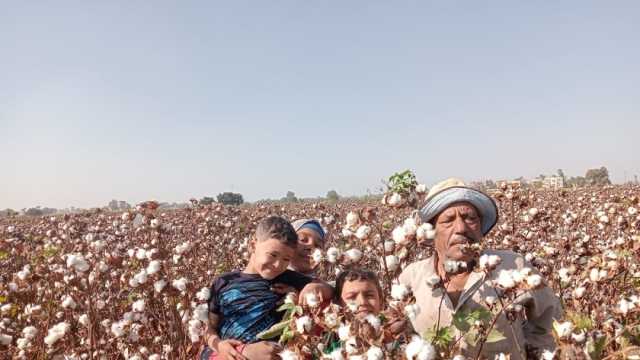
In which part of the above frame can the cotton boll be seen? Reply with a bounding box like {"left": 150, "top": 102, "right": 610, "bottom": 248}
{"left": 526, "top": 274, "right": 543, "bottom": 288}
{"left": 416, "top": 223, "right": 433, "bottom": 241}
{"left": 415, "top": 184, "right": 427, "bottom": 193}
{"left": 553, "top": 321, "right": 574, "bottom": 339}
{"left": 366, "top": 346, "right": 384, "bottom": 360}
{"left": 346, "top": 212, "right": 359, "bottom": 228}
{"left": 311, "top": 249, "right": 324, "bottom": 264}
{"left": 327, "top": 247, "right": 341, "bottom": 264}
{"left": 147, "top": 260, "right": 161, "bottom": 275}
{"left": 404, "top": 303, "right": 420, "bottom": 321}
{"left": 338, "top": 324, "right": 351, "bottom": 341}
{"left": 78, "top": 314, "right": 90, "bottom": 327}
{"left": 385, "top": 255, "right": 400, "bottom": 272}
{"left": 392, "top": 226, "right": 407, "bottom": 245}
{"left": 196, "top": 287, "right": 211, "bottom": 302}
{"left": 22, "top": 326, "right": 38, "bottom": 340}
{"left": 295, "top": 316, "right": 312, "bottom": 334}
{"left": 391, "top": 284, "right": 410, "bottom": 300}
{"left": 354, "top": 225, "right": 371, "bottom": 240}
{"left": 305, "top": 293, "right": 320, "bottom": 308}
{"left": 61, "top": 296, "right": 77, "bottom": 309}
{"left": 496, "top": 270, "right": 516, "bottom": 289}
{"left": 154, "top": 279, "right": 167, "bottom": 293}
{"left": 279, "top": 349, "right": 299, "bottom": 360}
{"left": 402, "top": 218, "right": 417, "bottom": 236}
{"left": 172, "top": 278, "right": 188, "bottom": 292}
{"left": 345, "top": 249, "right": 363, "bottom": 263}
{"left": 364, "top": 314, "right": 381, "bottom": 331}
{"left": 132, "top": 299, "right": 145, "bottom": 312}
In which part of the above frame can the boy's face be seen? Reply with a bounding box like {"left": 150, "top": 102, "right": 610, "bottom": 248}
{"left": 340, "top": 279, "right": 382, "bottom": 319}
{"left": 249, "top": 238, "right": 296, "bottom": 280}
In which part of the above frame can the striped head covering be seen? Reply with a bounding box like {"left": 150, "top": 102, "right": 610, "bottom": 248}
{"left": 419, "top": 178, "right": 498, "bottom": 235}
{"left": 291, "top": 218, "right": 326, "bottom": 240}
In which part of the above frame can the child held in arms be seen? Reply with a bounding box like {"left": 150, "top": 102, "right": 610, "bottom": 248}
{"left": 202, "top": 216, "right": 332, "bottom": 360}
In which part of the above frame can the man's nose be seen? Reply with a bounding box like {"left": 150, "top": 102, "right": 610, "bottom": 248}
{"left": 453, "top": 215, "right": 468, "bottom": 233}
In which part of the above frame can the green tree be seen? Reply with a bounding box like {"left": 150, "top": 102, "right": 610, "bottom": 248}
{"left": 282, "top": 191, "right": 298, "bottom": 203}
{"left": 217, "top": 192, "right": 244, "bottom": 205}
{"left": 200, "top": 197, "right": 215, "bottom": 205}
{"left": 326, "top": 190, "right": 340, "bottom": 202}
{"left": 585, "top": 167, "right": 611, "bottom": 186}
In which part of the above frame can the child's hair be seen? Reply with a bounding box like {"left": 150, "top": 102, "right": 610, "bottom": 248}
{"left": 334, "top": 268, "right": 384, "bottom": 304}
{"left": 254, "top": 216, "right": 298, "bottom": 248}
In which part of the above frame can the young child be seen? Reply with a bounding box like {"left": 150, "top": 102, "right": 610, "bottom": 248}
{"left": 334, "top": 269, "right": 384, "bottom": 319}
{"left": 202, "top": 216, "right": 314, "bottom": 359}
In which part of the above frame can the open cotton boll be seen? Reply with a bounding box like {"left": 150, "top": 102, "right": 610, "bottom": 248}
{"left": 326, "top": 247, "right": 341, "bottom": 263}
{"left": 295, "top": 316, "right": 312, "bottom": 334}
{"left": 346, "top": 212, "right": 359, "bottom": 228}
{"left": 147, "top": 260, "right": 161, "bottom": 275}
{"left": 403, "top": 218, "right": 417, "bottom": 236}
{"left": 405, "top": 335, "right": 436, "bottom": 360}
{"left": 415, "top": 184, "right": 427, "bottom": 193}
{"left": 364, "top": 314, "right": 381, "bottom": 331}
{"left": 392, "top": 226, "right": 407, "bottom": 245}
{"left": 388, "top": 193, "right": 403, "bottom": 206}
{"left": 132, "top": 299, "right": 145, "bottom": 312}
{"left": 355, "top": 225, "right": 371, "bottom": 240}
{"left": 345, "top": 249, "right": 363, "bottom": 263}
{"left": 312, "top": 248, "right": 324, "bottom": 263}
{"left": 279, "top": 349, "right": 299, "bottom": 360}
{"left": 391, "top": 284, "right": 410, "bottom": 300}
{"left": 385, "top": 255, "right": 400, "bottom": 272}
{"left": 196, "top": 287, "right": 211, "bottom": 302}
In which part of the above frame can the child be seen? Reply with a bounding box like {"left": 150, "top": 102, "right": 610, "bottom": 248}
{"left": 334, "top": 269, "right": 384, "bottom": 319}
{"left": 202, "top": 216, "right": 314, "bottom": 359}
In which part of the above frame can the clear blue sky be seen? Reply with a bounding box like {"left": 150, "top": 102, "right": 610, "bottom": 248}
{"left": 2, "top": 1, "right": 639, "bottom": 209}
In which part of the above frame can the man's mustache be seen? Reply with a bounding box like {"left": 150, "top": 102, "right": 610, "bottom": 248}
{"left": 450, "top": 234, "right": 478, "bottom": 245}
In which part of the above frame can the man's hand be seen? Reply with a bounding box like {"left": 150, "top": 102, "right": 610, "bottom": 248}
{"left": 217, "top": 339, "right": 247, "bottom": 360}
{"left": 388, "top": 319, "right": 408, "bottom": 336}
{"left": 242, "top": 341, "right": 282, "bottom": 360}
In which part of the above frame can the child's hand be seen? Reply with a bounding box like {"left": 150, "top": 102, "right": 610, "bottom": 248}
{"left": 271, "top": 283, "right": 297, "bottom": 295}
{"left": 217, "top": 339, "right": 247, "bottom": 360}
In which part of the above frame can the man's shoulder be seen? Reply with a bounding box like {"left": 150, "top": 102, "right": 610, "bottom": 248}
{"left": 400, "top": 257, "right": 435, "bottom": 284}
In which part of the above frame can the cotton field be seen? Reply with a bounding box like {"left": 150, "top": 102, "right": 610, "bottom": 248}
{"left": 1, "top": 183, "right": 639, "bottom": 359}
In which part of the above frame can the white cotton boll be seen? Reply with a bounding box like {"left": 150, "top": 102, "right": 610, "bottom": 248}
{"left": 617, "top": 299, "right": 632, "bottom": 315}
{"left": 66, "top": 254, "right": 90, "bottom": 273}
{"left": 175, "top": 242, "right": 192, "bottom": 255}
{"left": 279, "top": 349, "right": 299, "bottom": 360}
{"left": 121, "top": 212, "right": 130, "bottom": 221}
{"left": 572, "top": 287, "right": 586, "bottom": 299}
{"left": 329, "top": 349, "right": 345, "bottom": 360}
{"left": 451, "top": 356, "right": 466, "bottom": 360}
{"left": 172, "top": 278, "right": 188, "bottom": 292}
{"left": 338, "top": 324, "right": 351, "bottom": 341}
{"left": 0, "top": 333, "right": 12, "bottom": 345}
{"left": 327, "top": 247, "right": 341, "bottom": 264}
{"left": 96, "top": 300, "right": 106, "bottom": 310}
{"left": 132, "top": 299, "right": 145, "bottom": 312}
{"left": 384, "top": 241, "right": 395, "bottom": 252}
{"left": 355, "top": 225, "right": 371, "bottom": 240}
{"left": 496, "top": 270, "right": 516, "bottom": 289}
{"left": 312, "top": 248, "right": 324, "bottom": 264}
{"left": 392, "top": 226, "right": 407, "bottom": 245}
{"left": 405, "top": 335, "right": 436, "bottom": 360}
{"left": 194, "top": 304, "right": 209, "bottom": 322}
{"left": 17, "top": 266, "right": 31, "bottom": 281}
{"left": 479, "top": 254, "right": 502, "bottom": 271}
{"left": 188, "top": 319, "right": 203, "bottom": 343}
{"left": 1, "top": 304, "right": 12, "bottom": 314}
{"left": 346, "top": 212, "right": 359, "bottom": 228}
{"left": 154, "top": 279, "right": 167, "bottom": 293}
{"left": 305, "top": 293, "right": 320, "bottom": 308}
{"left": 404, "top": 303, "right": 420, "bottom": 321}
{"left": 149, "top": 355, "right": 161, "bottom": 360}
{"left": 364, "top": 314, "right": 381, "bottom": 331}
{"left": 111, "top": 321, "right": 126, "bottom": 337}
{"left": 78, "top": 314, "right": 90, "bottom": 326}
{"left": 345, "top": 249, "right": 363, "bottom": 263}
{"left": 62, "top": 295, "right": 77, "bottom": 309}
{"left": 403, "top": 218, "right": 417, "bottom": 236}
{"left": 572, "top": 331, "right": 586, "bottom": 343}
{"left": 295, "top": 316, "right": 313, "bottom": 334}
{"left": 129, "top": 277, "right": 140, "bottom": 288}
{"left": 526, "top": 274, "right": 543, "bottom": 288}
{"left": 391, "top": 284, "right": 410, "bottom": 301}
{"left": 22, "top": 326, "right": 38, "bottom": 340}
{"left": 528, "top": 208, "right": 539, "bottom": 217}
{"left": 367, "top": 346, "right": 384, "bottom": 360}
{"left": 385, "top": 255, "right": 400, "bottom": 272}
{"left": 415, "top": 223, "right": 433, "bottom": 241}
{"left": 324, "top": 312, "right": 339, "bottom": 328}
{"left": 133, "top": 270, "right": 148, "bottom": 285}
{"left": 135, "top": 248, "right": 147, "bottom": 260}
{"left": 599, "top": 215, "right": 609, "bottom": 224}
{"left": 553, "top": 321, "right": 574, "bottom": 339}
{"left": 443, "top": 260, "right": 460, "bottom": 274}
{"left": 484, "top": 296, "right": 497, "bottom": 306}
{"left": 8, "top": 283, "right": 18, "bottom": 292}
{"left": 147, "top": 260, "right": 161, "bottom": 275}
{"left": 345, "top": 337, "right": 358, "bottom": 354}
{"left": 388, "top": 193, "right": 402, "bottom": 206}
{"left": 342, "top": 229, "right": 354, "bottom": 238}
{"left": 44, "top": 322, "right": 70, "bottom": 346}
{"left": 628, "top": 207, "right": 638, "bottom": 215}
{"left": 16, "top": 337, "right": 30, "bottom": 350}
{"left": 150, "top": 218, "right": 160, "bottom": 228}
{"left": 415, "top": 184, "right": 427, "bottom": 193}
{"left": 196, "top": 287, "right": 211, "bottom": 302}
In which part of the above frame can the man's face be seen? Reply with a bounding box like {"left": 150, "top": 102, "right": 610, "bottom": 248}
{"left": 250, "top": 238, "right": 295, "bottom": 280}
{"left": 290, "top": 228, "right": 323, "bottom": 273}
{"left": 433, "top": 202, "right": 483, "bottom": 262}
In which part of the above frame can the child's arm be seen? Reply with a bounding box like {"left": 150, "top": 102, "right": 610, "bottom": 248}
{"left": 206, "top": 308, "right": 247, "bottom": 359}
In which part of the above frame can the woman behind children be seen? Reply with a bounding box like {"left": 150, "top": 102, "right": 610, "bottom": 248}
{"left": 289, "top": 218, "right": 326, "bottom": 276}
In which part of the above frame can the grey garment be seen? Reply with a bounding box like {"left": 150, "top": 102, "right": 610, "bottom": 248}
{"left": 399, "top": 250, "right": 562, "bottom": 360}
{"left": 419, "top": 187, "right": 498, "bottom": 235}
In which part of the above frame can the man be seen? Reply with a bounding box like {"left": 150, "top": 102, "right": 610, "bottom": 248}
{"left": 399, "top": 178, "right": 561, "bottom": 359}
